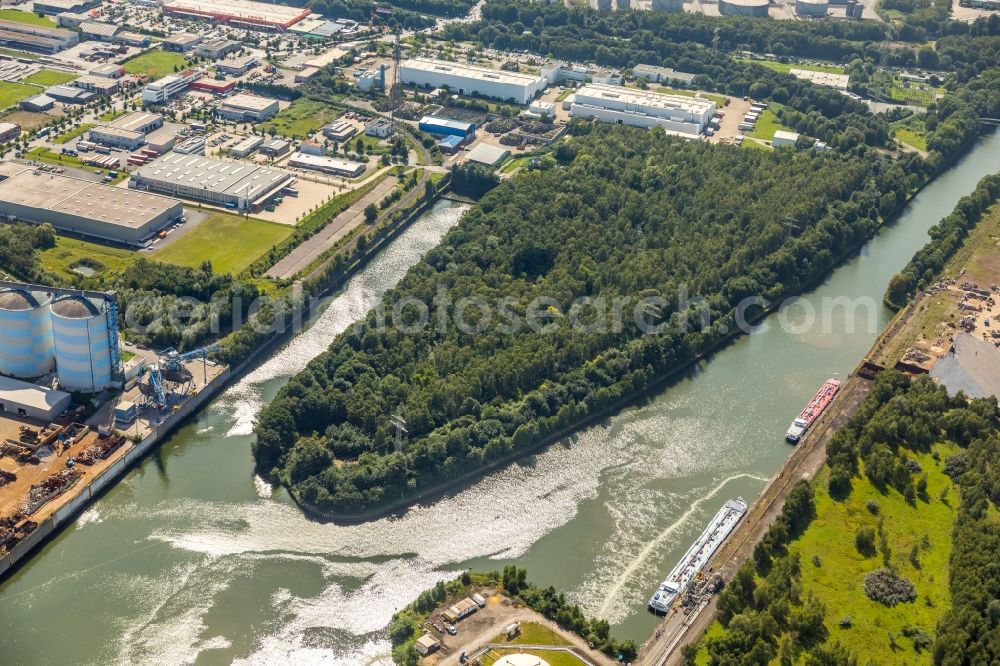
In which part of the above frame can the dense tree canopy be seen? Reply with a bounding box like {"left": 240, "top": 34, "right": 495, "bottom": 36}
{"left": 254, "top": 126, "right": 917, "bottom": 514}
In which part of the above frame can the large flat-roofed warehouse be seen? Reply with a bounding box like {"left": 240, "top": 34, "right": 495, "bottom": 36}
{"left": 570, "top": 83, "right": 716, "bottom": 136}
{"left": 0, "top": 19, "right": 78, "bottom": 54}
{"left": 0, "top": 164, "right": 183, "bottom": 245}
{"left": 31, "top": 0, "right": 100, "bottom": 16}
{"left": 130, "top": 153, "right": 291, "bottom": 211}
{"left": 287, "top": 153, "right": 366, "bottom": 178}
{"left": 399, "top": 58, "right": 547, "bottom": 105}
{"left": 89, "top": 110, "right": 165, "bottom": 150}
{"left": 216, "top": 94, "right": 279, "bottom": 122}
{"left": 162, "top": 0, "right": 311, "bottom": 30}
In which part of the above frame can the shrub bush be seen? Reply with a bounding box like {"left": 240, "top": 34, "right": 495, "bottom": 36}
{"left": 864, "top": 569, "right": 917, "bottom": 606}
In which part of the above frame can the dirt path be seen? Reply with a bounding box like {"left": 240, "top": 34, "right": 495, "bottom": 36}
{"left": 636, "top": 374, "right": 872, "bottom": 665}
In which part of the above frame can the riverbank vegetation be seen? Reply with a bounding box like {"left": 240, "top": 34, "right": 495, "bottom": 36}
{"left": 885, "top": 173, "right": 1000, "bottom": 308}
{"left": 254, "top": 126, "right": 917, "bottom": 514}
{"left": 690, "top": 372, "right": 1000, "bottom": 665}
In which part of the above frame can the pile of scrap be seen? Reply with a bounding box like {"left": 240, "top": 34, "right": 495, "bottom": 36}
{"left": 0, "top": 469, "right": 15, "bottom": 488}
{"left": 22, "top": 469, "right": 82, "bottom": 515}
{"left": 76, "top": 433, "right": 127, "bottom": 466}
{"left": 0, "top": 440, "right": 40, "bottom": 465}
{"left": 0, "top": 515, "right": 38, "bottom": 555}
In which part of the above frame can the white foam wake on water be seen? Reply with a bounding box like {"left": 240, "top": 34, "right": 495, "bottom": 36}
{"left": 253, "top": 475, "right": 273, "bottom": 498}
{"left": 217, "top": 203, "right": 469, "bottom": 439}
{"left": 595, "top": 472, "right": 770, "bottom": 619}
{"left": 76, "top": 507, "right": 102, "bottom": 529}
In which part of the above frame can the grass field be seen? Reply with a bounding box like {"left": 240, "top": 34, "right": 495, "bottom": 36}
{"left": 895, "top": 128, "right": 928, "bottom": 151}
{"left": 0, "top": 80, "right": 42, "bottom": 110}
{"left": 696, "top": 443, "right": 959, "bottom": 665}
{"left": 259, "top": 98, "right": 338, "bottom": 139}
{"left": 0, "top": 8, "right": 56, "bottom": 27}
{"left": 52, "top": 123, "right": 93, "bottom": 144}
{"left": 26, "top": 146, "right": 85, "bottom": 168}
{"left": 791, "top": 447, "right": 957, "bottom": 664}
{"left": 21, "top": 69, "right": 77, "bottom": 86}
{"left": 0, "top": 47, "right": 38, "bottom": 60}
{"left": 39, "top": 235, "right": 137, "bottom": 279}
{"left": 124, "top": 49, "right": 189, "bottom": 78}
{"left": 735, "top": 58, "right": 845, "bottom": 75}
{"left": 490, "top": 622, "right": 571, "bottom": 646}
{"left": 483, "top": 649, "right": 585, "bottom": 666}
{"left": 749, "top": 108, "right": 793, "bottom": 142}
{"left": 152, "top": 212, "right": 292, "bottom": 275}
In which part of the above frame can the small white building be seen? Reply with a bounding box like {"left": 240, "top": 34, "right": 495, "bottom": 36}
{"left": 772, "top": 130, "right": 801, "bottom": 147}
{"left": 365, "top": 118, "right": 394, "bottom": 138}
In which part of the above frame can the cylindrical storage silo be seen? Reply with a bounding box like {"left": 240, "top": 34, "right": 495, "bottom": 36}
{"left": 651, "top": 0, "right": 684, "bottom": 10}
{"left": 0, "top": 289, "right": 54, "bottom": 379}
{"left": 719, "top": 0, "right": 770, "bottom": 15}
{"left": 795, "top": 0, "right": 828, "bottom": 15}
{"left": 50, "top": 295, "right": 113, "bottom": 393}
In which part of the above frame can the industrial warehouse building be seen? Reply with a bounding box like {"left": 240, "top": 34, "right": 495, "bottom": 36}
{"left": 0, "top": 375, "right": 71, "bottom": 420}
{"left": 287, "top": 153, "right": 365, "bottom": 178}
{"left": 0, "top": 163, "right": 183, "bottom": 245}
{"left": 570, "top": 83, "right": 716, "bottom": 136}
{"left": 400, "top": 58, "right": 547, "bottom": 105}
{"left": 72, "top": 75, "right": 119, "bottom": 96}
{"left": 0, "top": 19, "right": 78, "bottom": 54}
{"left": 196, "top": 38, "right": 240, "bottom": 60}
{"left": 216, "top": 54, "right": 257, "bottom": 76}
{"left": 88, "top": 111, "right": 163, "bottom": 149}
{"left": 162, "top": 0, "right": 311, "bottom": 30}
{"left": 31, "top": 0, "right": 100, "bottom": 15}
{"left": 418, "top": 116, "right": 476, "bottom": 139}
{"left": 163, "top": 32, "right": 202, "bottom": 52}
{"left": 131, "top": 153, "right": 292, "bottom": 211}
{"left": 142, "top": 70, "right": 202, "bottom": 104}
{"left": 216, "top": 94, "right": 279, "bottom": 122}
{"left": 46, "top": 84, "right": 97, "bottom": 105}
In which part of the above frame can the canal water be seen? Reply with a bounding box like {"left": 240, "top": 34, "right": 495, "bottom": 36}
{"left": 2, "top": 134, "right": 999, "bottom": 666}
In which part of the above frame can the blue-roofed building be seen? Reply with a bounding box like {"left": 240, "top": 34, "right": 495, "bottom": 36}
{"left": 419, "top": 116, "right": 476, "bottom": 139}
{"left": 437, "top": 134, "right": 464, "bottom": 154}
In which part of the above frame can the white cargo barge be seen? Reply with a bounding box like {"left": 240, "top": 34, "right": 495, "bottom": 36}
{"left": 648, "top": 498, "right": 748, "bottom": 614}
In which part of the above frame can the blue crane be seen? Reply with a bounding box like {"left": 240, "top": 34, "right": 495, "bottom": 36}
{"left": 159, "top": 344, "right": 222, "bottom": 373}
{"left": 148, "top": 364, "right": 166, "bottom": 406}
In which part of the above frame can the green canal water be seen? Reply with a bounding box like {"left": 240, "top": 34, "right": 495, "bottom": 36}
{"left": 2, "top": 133, "right": 1000, "bottom": 665}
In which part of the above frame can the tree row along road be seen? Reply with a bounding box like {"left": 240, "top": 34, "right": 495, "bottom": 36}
{"left": 637, "top": 373, "right": 873, "bottom": 666}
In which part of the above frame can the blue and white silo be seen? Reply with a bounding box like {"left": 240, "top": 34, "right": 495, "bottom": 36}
{"left": 50, "top": 295, "right": 113, "bottom": 393}
{"left": 0, "top": 288, "right": 55, "bottom": 378}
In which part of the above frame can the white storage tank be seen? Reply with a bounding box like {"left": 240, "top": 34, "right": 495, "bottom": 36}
{"left": 0, "top": 288, "right": 55, "bottom": 379}
{"left": 651, "top": 0, "right": 684, "bottom": 9}
{"left": 719, "top": 0, "right": 770, "bottom": 15}
{"left": 795, "top": 0, "right": 829, "bottom": 15}
{"left": 50, "top": 295, "right": 114, "bottom": 393}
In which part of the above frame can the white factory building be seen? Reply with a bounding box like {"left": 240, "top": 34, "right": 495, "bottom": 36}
{"left": 399, "top": 58, "right": 546, "bottom": 105}
{"left": 142, "top": 69, "right": 201, "bottom": 104}
{"left": 130, "top": 153, "right": 291, "bottom": 211}
{"left": 570, "top": 83, "right": 716, "bottom": 136}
